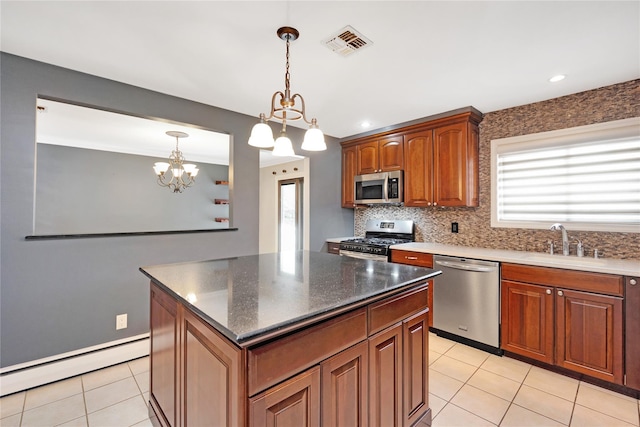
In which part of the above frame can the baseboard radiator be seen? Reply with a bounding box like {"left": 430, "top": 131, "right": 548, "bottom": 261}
{"left": 0, "top": 333, "right": 150, "bottom": 397}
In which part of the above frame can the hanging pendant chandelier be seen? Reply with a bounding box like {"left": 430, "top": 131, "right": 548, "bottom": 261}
{"left": 153, "top": 131, "right": 199, "bottom": 193}
{"left": 248, "top": 26, "right": 326, "bottom": 156}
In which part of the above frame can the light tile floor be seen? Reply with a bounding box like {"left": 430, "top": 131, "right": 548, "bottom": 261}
{"left": 0, "top": 357, "right": 152, "bottom": 427}
{"left": 428, "top": 333, "right": 640, "bottom": 427}
{"left": 1, "top": 333, "right": 639, "bottom": 426}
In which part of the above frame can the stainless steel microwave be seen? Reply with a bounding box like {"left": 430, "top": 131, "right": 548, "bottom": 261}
{"left": 355, "top": 171, "right": 403, "bottom": 205}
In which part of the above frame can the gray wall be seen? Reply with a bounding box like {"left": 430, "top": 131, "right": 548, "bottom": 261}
{"left": 35, "top": 144, "right": 230, "bottom": 234}
{"left": 0, "top": 53, "right": 352, "bottom": 367}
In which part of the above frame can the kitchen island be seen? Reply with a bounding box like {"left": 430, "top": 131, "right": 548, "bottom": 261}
{"left": 140, "top": 251, "right": 440, "bottom": 427}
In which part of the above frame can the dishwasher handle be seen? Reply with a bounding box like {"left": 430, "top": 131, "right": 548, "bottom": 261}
{"left": 435, "top": 259, "right": 497, "bottom": 273}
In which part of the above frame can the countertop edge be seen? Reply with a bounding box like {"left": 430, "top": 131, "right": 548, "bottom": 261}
{"left": 141, "top": 266, "right": 440, "bottom": 348}
{"left": 389, "top": 243, "right": 640, "bottom": 276}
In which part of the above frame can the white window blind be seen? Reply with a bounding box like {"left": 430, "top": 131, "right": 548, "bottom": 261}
{"left": 491, "top": 118, "right": 640, "bottom": 232}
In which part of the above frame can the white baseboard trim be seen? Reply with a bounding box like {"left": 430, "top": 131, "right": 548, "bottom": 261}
{"left": 0, "top": 334, "right": 150, "bottom": 397}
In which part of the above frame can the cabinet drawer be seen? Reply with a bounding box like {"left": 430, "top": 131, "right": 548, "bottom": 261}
{"left": 390, "top": 250, "right": 433, "bottom": 268}
{"left": 368, "top": 285, "right": 428, "bottom": 335}
{"left": 502, "top": 263, "right": 623, "bottom": 296}
{"left": 327, "top": 242, "right": 341, "bottom": 255}
{"left": 248, "top": 308, "right": 367, "bottom": 396}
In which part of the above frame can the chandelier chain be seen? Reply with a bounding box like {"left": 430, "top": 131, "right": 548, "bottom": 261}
{"left": 285, "top": 36, "right": 291, "bottom": 97}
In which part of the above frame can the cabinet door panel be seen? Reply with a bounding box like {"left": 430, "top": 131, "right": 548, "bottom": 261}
{"left": 403, "top": 131, "right": 433, "bottom": 207}
{"left": 183, "top": 309, "right": 244, "bottom": 427}
{"left": 150, "top": 284, "right": 179, "bottom": 427}
{"left": 369, "top": 324, "right": 402, "bottom": 427}
{"left": 250, "top": 367, "right": 321, "bottom": 427}
{"left": 433, "top": 122, "right": 469, "bottom": 206}
{"left": 356, "top": 141, "right": 379, "bottom": 175}
{"left": 342, "top": 146, "right": 357, "bottom": 208}
{"left": 626, "top": 277, "right": 640, "bottom": 389}
{"left": 321, "top": 342, "right": 368, "bottom": 427}
{"left": 500, "top": 280, "right": 554, "bottom": 364}
{"left": 403, "top": 310, "right": 429, "bottom": 427}
{"left": 556, "top": 289, "right": 623, "bottom": 384}
{"left": 379, "top": 136, "right": 404, "bottom": 171}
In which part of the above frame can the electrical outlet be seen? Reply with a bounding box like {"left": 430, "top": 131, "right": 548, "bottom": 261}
{"left": 116, "top": 313, "right": 127, "bottom": 330}
{"left": 451, "top": 222, "right": 459, "bottom": 233}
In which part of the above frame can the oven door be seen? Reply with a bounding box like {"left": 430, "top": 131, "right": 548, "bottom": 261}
{"left": 339, "top": 249, "right": 388, "bottom": 262}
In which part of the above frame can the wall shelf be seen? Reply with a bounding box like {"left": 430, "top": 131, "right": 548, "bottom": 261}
{"left": 215, "top": 180, "right": 229, "bottom": 185}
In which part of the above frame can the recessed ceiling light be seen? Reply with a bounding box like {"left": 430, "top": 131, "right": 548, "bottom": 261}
{"left": 549, "top": 74, "right": 566, "bottom": 83}
{"left": 361, "top": 121, "right": 371, "bottom": 128}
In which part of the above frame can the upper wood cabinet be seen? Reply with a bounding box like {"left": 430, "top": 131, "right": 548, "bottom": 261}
{"left": 404, "top": 119, "right": 479, "bottom": 207}
{"left": 403, "top": 131, "right": 433, "bottom": 208}
{"left": 341, "top": 108, "right": 482, "bottom": 209}
{"left": 356, "top": 136, "right": 404, "bottom": 175}
{"left": 433, "top": 121, "right": 479, "bottom": 207}
{"left": 342, "top": 146, "right": 357, "bottom": 208}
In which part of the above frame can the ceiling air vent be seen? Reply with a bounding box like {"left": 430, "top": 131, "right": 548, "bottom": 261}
{"left": 323, "top": 25, "right": 372, "bottom": 57}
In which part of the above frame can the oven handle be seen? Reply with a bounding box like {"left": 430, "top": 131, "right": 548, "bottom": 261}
{"left": 435, "top": 260, "right": 497, "bottom": 272}
{"left": 340, "top": 250, "right": 388, "bottom": 262}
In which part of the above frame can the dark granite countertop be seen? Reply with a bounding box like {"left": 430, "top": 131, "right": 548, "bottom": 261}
{"left": 140, "top": 251, "right": 440, "bottom": 346}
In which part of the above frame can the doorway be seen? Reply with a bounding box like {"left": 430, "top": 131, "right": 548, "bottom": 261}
{"left": 278, "top": 178, "right": 303, "bottom": 251}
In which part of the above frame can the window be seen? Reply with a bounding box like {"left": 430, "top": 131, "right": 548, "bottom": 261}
{"left": 491, "top": 117, "right": 640, "bottom": 232}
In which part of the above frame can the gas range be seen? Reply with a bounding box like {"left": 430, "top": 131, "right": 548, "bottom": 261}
{"left": 339, "top": 219, "right": 415, "bottom": 261}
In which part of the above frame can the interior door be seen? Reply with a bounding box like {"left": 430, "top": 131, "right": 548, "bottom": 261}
{"left": 278, "top": 178, "right": 303, "bottom": 251}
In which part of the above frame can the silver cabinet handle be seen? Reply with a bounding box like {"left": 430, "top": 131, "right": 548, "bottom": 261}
{"left": 435, "top": 260, "right": 497, "bottom": 272}
{"left": 631, "top": 279, "right": 637, "bottom": 285}
{"left": 546, "top": 289, "right": 552, "bottom": 295}
{"left": 405, "top": 256, "right": 418, "bottom": 260}
{"left": 433, "top": 202, "right": 438, "bottom": 206}
{"left": 558, "top": 290, "right": 564, "bottom": 296}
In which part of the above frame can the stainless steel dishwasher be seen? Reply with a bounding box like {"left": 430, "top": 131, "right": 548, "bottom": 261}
{"left": 432, "top": 255, "right": 501, "bottom": 352}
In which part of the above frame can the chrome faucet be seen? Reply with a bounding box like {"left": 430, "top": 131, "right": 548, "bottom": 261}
{"left": 550, "top": 223, "right": 570, "bottom": 256}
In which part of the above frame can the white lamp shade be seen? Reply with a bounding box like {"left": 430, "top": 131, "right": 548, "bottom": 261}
{"left": 153, "top": 162, "right": 170, "bottom": 175}
{"left": 172, "top": 167, "right": 184, "bottom": 178}
{"left": 301, "top": 127, "right": 327, "bottom": 151}
{"left": 190, "top": 168, "right": 199, "bottom": 177}
{"left": 272, "top": 134, "right": 296, "bottom": 157}
{"left": 183, "top": 164, "right": 198, "bottom": 175}
{"left": 248, "top": 122, "right": 275, "bottom": 148}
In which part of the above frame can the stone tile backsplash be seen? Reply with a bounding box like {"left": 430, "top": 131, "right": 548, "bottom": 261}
{"left": 354, "top": 79, "right": 640, "bottom": 261}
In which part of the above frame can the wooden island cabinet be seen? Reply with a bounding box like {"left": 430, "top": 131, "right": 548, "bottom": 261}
{"left": 142, "top": 252, "right": 438, "bottom": 427}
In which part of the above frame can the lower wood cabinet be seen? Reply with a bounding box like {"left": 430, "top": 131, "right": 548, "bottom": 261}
{"left": 501, "top": 264, "right": 624, "bottom": 385}
{"left": 403, "top": 310, "right": 429, "bottom": 426}
{"left": 149, "top": 285, "right": 179, "bottom": 427}
{"left": 369, "top": 324, "right": 402, "bottom": 427}
{"left": 150, "top": 282, "right": 431, "bottom": 427}
{"left": 327, "top": 242, "right": 340, "bottom": 255}
{"left": 625, "top": 276, "right": 640, "bottom": 390}
{"left": 321, "top": 342, "right": 368, "bottom": 427}
{"left": 555, "top": 289, "right": 622, "bottom": 383}
{"left": 501, "top": 280, "right": 554, "bottom": 364}
{"left": 390, "top": 250, "right": 434, "bottom": 328}
{"left": 183, "top": 309, "right": 243, "bottom": 427}
{"left": 250, "top": 367, "right": 321, "bottom": 427}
